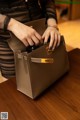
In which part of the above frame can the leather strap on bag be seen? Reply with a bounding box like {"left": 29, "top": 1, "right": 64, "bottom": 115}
{"left": 31, "top": 57, "right": 54, "bottom": 63}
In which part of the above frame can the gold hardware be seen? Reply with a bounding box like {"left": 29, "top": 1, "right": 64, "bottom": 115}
{"left": 46, "top": 46, "right": 53, "bottom": 55}
{"left": 41, "top": 58, "right": 54, "bottom": 63}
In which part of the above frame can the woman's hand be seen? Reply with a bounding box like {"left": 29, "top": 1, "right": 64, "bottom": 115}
{"left": 8, "top": 18, "right": 42, "bottom": 47}
{"left": 42, "top": 26, "right": 61, "bottom": 51}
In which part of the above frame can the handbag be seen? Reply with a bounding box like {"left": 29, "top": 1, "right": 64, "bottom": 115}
{"left": 9, "top": 18, "right": 69, "bottom": 99}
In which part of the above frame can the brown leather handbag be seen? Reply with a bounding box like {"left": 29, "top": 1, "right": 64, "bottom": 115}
{"left": 9, "top": 18, "right": 69, "bottom": 99}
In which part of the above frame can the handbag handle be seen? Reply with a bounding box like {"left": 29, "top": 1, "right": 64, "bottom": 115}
{"left": 31, "top": 57, "right": 54, "bottom": 63}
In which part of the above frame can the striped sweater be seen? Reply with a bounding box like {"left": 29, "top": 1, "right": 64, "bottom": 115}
{"left": 0, "top": 0, "right": 57, "bottom": 22}
{"left": 0, "top": 0, "right": 57, "bottom": 39}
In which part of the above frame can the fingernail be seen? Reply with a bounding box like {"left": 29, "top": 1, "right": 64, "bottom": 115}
{"left": 49, "top": 46, "right": 52, "bottom": 50}
{"left": 52, "top": 47, "right": 55, "bottom": 51}
{"left": 48, "top": 47, "right": 52, "bottom": 51}
{"left": 44, "top": 42, "right": 47, "bottom": 45}
{"left": 57, "top": 43, "right": 60, "bottom": 47}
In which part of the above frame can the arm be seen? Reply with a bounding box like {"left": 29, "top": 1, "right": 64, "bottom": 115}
{"left": 39, "top": 0, "right": 61, "bottom": 50}
{"left": 0, "top": 14, "right": 6, "bottom": 29}
{"left": 39, "top": 0, "right": 57, "bottom": 26}
{"left": 0, "top": 14, "right": 42, "bottom": 46}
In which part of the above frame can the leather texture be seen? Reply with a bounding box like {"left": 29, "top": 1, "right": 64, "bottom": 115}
{"left": 10, "top": 18, "right": 69, "bottom": 99}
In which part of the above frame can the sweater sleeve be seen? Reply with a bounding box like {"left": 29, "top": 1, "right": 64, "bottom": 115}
{"left": 39, "top": 0, "right": 57, "bottom": 22}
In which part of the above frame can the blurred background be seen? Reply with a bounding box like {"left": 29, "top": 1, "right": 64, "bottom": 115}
{"left": 55, "top": 0, "right": 80, "bottom": 22}
{"left": 56, "top": 0, "right": 70, "bottom": 22}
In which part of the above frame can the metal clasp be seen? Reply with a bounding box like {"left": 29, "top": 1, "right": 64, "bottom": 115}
{"left": 41, "top": 58, "right": 54, "bottom": 63}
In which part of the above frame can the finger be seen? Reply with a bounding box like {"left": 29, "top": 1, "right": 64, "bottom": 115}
{"left": 27, "top": 37, "right": 34, "bottom": 46}
{"left": 49, "top": 32, "right": 55, "bottom": 49}
{"left": 42, "top": 33, "right": 46, "bottom": 44}
{"left": 44, "top": 33, "right": 50, "bottom": 44}
{"left": 57, "top": 33, "right": 61, "bottom": 47}
{"left": 52, "top": 33, "right": 58, "bottom": 50}
{"left": 42, "top": 32, "right": 45, "bottom": 39}
{"left": 35, "top": 31, "right": 42, "bottom": 41}
{"left": 31, "top": 35, "right": 39, "bottom": 45}
{"left": 22, "top": 39, "right": 29, "bottom": 47}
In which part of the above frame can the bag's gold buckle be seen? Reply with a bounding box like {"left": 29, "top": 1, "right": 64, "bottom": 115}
{"left": 31, "top": 58, "right": 54, "bottom": 63}
{"left": 41, "top": 58, "right": 54, "bottom": 63}
{"left": 46, "top": 46, "right": 53, "bottom": 55}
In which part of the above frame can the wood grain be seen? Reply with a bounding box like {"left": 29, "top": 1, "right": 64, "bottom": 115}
{"left": 0, "top": 49, "right": 80, "bottom": 120}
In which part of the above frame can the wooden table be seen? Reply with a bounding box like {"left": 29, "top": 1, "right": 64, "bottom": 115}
{"left": 0, "top": 49, "right": 80, "bottom": 120}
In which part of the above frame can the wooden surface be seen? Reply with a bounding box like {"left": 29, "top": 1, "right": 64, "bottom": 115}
{"left": 0, "top": 49, "right": 80, "bottom": 120}
{"left": 58, "top": 19, "right": 80, "bottom": 51}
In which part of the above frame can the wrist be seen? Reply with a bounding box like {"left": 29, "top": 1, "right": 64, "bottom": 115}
{"left": 47, "top": 18, "right": 59, "bottom": 30}
{"left": 7, "top": 18, "right": 16, "bottom": 31}
{"left": 0, "top": 14, "right": 6, "bottom": 29}
{"left": 47, "top": 18, "right": 57, "bottom": 26}
{"left": 3, "top": 16, "right": 11, "bottom": 31}
{"left": 47, "top": 25, "right": 59, "bottom": 31}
